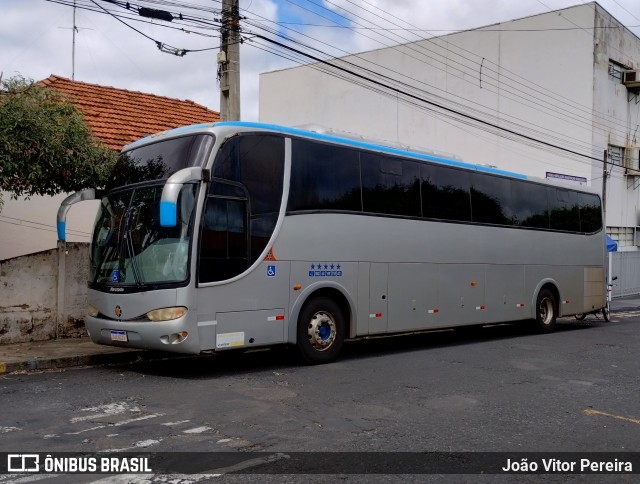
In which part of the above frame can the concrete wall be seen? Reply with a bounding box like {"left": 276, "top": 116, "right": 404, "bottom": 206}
{"left": 592, "top": 7, "right": 640, "bottom": 229}
{"left": 0, "top": 191, "right": 100, "bottom": 261}
{"left": 260, "top": 5, "right": 595, "bottom": 180}
{"left": 0, "top": 242, "right": 89, "bottom": 344}
{"left": 260, "top": 4, "right": 640, "bottom": 248}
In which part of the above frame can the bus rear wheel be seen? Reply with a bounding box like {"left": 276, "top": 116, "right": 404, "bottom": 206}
{"left": 297, "top": 297, "right": 345, "bottom": 364}
{"left": 534, "top": 289, "right": 557, "bottom": 333}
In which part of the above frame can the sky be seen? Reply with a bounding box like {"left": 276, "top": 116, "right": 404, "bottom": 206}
{"left": 2, "top": 0, "right": 640, "bottom": 123}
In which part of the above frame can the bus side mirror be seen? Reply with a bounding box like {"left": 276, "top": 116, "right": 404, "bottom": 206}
{"left": 57, "top": 189, "right": 97, "bottom": 241}
{"left": 160, "top": 168, "right": 208, "bottom": 227}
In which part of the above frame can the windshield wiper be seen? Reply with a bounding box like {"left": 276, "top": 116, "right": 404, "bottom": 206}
{"left": 121, "top": 204, "right": 143, "bottom": 286}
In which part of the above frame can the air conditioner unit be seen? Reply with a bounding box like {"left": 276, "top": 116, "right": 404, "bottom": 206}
{"left": 622, "top": 70, "right": 640, "bottom": 88}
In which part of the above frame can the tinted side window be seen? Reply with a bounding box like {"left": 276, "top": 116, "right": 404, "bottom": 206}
{"left": 549, "top": 189, "right": 580, "bottom": 232}
{"left": 213, "top": 135, "right": 284, "bottom": 215}
{"left": 471, "top": 173, "right": 514, "bottom": 225}
{"left": 421, "top": 164, "right": 471, "bottom": 221}
{"left": 579, "top": 193, "right": 602, "bottom": 233}
{"left": 512, "top": 182, "right": 549, "bottom": 229}
{"left": 361, "top": 153, "right": 421, "bottom": 216}
{"left": 288, "top": 139, "right": 361, "bottom": 212}
{"left": 213, "top": 134, "right": 284, "bottom": 263}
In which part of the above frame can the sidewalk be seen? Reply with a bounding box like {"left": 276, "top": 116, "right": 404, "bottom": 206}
{"left": 609, "top": 294, "right": 640, "bottom": 311}
{"left": 1, "top": 296, "right": 639, "bottom": 375}
{"left": 0, "top": 337, "right": 158, "bottom": 374}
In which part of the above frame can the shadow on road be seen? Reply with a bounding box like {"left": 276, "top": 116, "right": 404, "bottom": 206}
{"left": 118, "top": 317, "right": 615, "bottom": 379}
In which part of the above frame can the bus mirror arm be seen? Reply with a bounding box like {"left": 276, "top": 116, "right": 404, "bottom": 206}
{"left": 160, "top": 167, "right": 206, "bottom": 227}
{"left": 56, "top": 188, "right": 97, "bottom": 241}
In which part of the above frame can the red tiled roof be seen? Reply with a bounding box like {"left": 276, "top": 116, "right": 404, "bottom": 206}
{"left": 38, "top": 75, "right": 220, "bottom": 151}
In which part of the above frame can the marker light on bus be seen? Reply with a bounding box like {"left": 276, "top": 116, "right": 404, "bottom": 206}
{"left": 160, "top": 331, "right": 189, "bottom": 345}
{"left": 87, "top": 304, "right": 99, "bottom": 317}
{"left": 147, "top": 307, "right": 187, "bottom": 322}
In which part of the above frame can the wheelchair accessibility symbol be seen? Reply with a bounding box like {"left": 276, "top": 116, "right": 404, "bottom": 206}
{"left": 267, "top": 265, "right": 276, "bottom": 277}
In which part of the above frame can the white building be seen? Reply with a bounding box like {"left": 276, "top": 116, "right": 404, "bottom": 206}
{"left": 260, "top": 2, "right": 640, "bottom": 250}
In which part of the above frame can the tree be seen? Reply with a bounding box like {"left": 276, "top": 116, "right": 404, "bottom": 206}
{"left": 0, "top": 74, "right": 116, "bottom": 210}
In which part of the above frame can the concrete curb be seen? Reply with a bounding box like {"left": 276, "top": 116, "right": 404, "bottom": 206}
{"left": 0, "top": 350, "right": 150, "bottom": 374}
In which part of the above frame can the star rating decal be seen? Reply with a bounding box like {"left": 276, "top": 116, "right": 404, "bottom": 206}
{"left": 308, "top": 262, "right": 343, "bottom": 277}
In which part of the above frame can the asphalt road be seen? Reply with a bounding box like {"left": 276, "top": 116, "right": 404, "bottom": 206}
{"left": 1, "top": 313, "right": 639, "bottom": 483}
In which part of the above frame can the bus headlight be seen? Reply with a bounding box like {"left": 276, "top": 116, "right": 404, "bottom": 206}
{"left": 87, "top": 304, "right": 99, "bottom": 317}
{"left": 147, "top": 307, "right": 187, "bottom": 322}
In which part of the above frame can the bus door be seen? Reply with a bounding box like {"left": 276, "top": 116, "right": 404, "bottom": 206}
{"left": 198, "top": 181, "right": 250, "bottom": 283}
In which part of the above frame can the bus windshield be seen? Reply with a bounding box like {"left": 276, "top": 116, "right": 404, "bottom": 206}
{"left": 89, "top": 184, "right": 196, "bottom": 286}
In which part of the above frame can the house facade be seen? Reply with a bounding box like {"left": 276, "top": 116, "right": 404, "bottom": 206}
{"left": 259, "top": 3, "right": 640, "bottom": 250}
{"left": 0, "top": 75, "right": 219, "bottom": 260}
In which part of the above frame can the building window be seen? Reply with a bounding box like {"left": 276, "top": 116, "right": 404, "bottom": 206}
{"left": 608, "top": 145, "right": 625, "bottom": 166}
{"left": 609, "top": 60, "right": 624, "bottom": 82}
{"left": 607, "top": 226, "right": 634, "bottom": 247}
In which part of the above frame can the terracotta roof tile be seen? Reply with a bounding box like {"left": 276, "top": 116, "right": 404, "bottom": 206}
{"left": 38, "top": 75, "right": 220, "bottom": 151}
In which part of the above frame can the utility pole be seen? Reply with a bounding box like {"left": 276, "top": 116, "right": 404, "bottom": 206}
{"left": 219, "top": 0, "right": 240, "bottom": 121}
{"left": 602, "top": 149, "right": 608, "bottom": 226}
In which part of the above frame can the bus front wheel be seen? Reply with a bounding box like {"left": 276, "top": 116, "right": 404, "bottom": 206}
{"left": 534, "top": 289, "right": 557, "bottom": 333}
{"left": 297, "top": 297, "right": 345, "bottom": 364}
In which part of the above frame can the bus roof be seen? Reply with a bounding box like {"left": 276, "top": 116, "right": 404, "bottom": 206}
{"left": 127, "top": 121, "right": 530, "bottom": 180}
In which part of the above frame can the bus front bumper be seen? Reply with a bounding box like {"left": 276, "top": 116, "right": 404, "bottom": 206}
{"left": 85, "top": 315, "right": 201, "bottom": 354}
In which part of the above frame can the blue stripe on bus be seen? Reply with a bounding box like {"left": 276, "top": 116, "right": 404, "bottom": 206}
{"left": 57, "top": 221, "right": 66, "bottom": 241}
{"left": 216, "top": 121, "right": 528, "bottom": 180}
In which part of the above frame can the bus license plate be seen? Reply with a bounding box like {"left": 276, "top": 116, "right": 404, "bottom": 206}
{"left": 110, "top": 330, "right": 128, "bottom": 342}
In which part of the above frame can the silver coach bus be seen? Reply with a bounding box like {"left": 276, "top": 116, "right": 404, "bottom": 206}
{"left": 57, "top": 122, "right": 606, "bottom": 364}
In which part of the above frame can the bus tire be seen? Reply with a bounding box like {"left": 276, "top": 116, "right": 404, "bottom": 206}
{"left": 296, "top": 297, "right": 345, "bottom": 364}
{"left": 534, "top": 289, "right": 557, "bottom": 333}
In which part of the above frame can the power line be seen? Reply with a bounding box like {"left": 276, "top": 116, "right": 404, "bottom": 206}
{"left": 0, "top": 216, "right": 91, "bottom": 237}
{"left": 56, "top": 0, "right": 636, "bottom": 146}
{"left": 271, "top": 21, "right": 640, "bottom": 33}
{"left": 246, "top": 0, "right": 637, "bottom": 162}
{"left": 243, "top": 16, "right": 609, "bottom": 161}
{"left": 253, "top": 33, "right": 603, "bottom": 163}
{"left": 45, "top": 0, "right": 635, "bottom": 170}
{"left": 306, "top": 0, "right": 634, "bottom": 149}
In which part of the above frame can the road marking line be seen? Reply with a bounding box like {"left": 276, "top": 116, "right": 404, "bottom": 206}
{"left": 103, "top": 438, "right": 162, "bottom": 452}
{"left": 161, "top": 420, "right": 191, "bottom": 426}
{"left": 65, "top": 414, "right": 165, "bottom": 435}
{"left": 116, "top": 414, "right": 165, "bottom": 426}
{"left": 71, "top": 402, "right": 140, "bottom": 423}
{"left": 183, "top": 426, "right": 211, "bottom": 434}
{"left": 583, "top": 408, "right": 640, "bottom": 425}
{"left": 65, "top": 424, "right": 106, "bottom": 435}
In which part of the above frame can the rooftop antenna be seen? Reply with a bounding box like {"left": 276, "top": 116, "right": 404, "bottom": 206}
{"left": 59, "top": 0, "right": 92, "bottom": 79}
